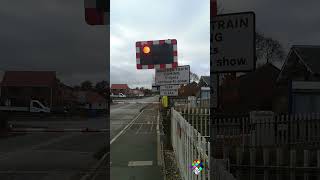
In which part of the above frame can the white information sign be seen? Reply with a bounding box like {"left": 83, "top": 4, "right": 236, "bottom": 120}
{"left": 160, "top": 85, "right": 179, "bottom": 96}
{"left": 211, "top": 12, "right": 255, "bottom": 72}
{"left": 155, "top": 65, "right": 190, "bottom": 85}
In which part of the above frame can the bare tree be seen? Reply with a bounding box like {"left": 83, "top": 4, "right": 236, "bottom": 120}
{"left": 80, "top": 81, "right": 93, "bottom": 91}
{"left": 256, "top": 32, "right": 285, "bottom": 65}
{"left": 190, "top": 71, "right": 200, "bottom": 83}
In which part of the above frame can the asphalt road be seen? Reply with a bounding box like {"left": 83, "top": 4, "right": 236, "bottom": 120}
{"left": 0, "top": 96, "right": 159, "bottom": 180}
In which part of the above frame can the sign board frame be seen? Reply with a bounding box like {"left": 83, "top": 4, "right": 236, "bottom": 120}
{"left": 211, "top": 11, "right": 256, "bottom": 73}
{"left": 155, "top": 65, "right": 190, "bottom": 86}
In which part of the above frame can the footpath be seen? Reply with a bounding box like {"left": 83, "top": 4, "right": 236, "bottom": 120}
{"left": 110, "top": 105, "right": 164, "bottom": 180}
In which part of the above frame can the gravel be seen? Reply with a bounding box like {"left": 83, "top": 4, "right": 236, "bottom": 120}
{"left": 163, "top": 150, "right": 183, "bottom": 180}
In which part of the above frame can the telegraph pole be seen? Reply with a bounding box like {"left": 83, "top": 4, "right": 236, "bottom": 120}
{"left": 210, "top": 0, "right": 217, "bottom": 178}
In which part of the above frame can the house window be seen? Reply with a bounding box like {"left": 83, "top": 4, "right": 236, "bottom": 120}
{"left": 201, "top": 90, "right": 210, "bottom": 100}
{"left": 292, "top": 93, "right": 320, "bottom": 113}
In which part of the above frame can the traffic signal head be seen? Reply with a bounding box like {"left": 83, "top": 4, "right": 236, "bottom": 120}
{"left": 136, "top": 39, "right": 178, "bottom": 69}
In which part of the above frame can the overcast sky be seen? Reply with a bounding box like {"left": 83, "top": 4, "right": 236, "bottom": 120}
{"left": 110, "top": 0, "right": 210, "bottom": 89}
{"left": 0, "top": 0, "right": 108, "bottom": 86}
{"left": 1, "top": 1, "right": 319, "bottom": 88}
{"left": 219, "top": 0, "right": 320, "bottom": 68}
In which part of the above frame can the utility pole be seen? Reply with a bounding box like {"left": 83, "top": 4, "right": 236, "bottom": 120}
{"left": 210, "top": 0, "right": 217, "bottom": 178}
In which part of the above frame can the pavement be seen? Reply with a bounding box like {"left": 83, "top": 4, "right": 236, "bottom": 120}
{"left": 110, "top": 104, "right": 163, "bottom": 180}
{"left": 87, "top": 96, "right": 163, "bottom": 180}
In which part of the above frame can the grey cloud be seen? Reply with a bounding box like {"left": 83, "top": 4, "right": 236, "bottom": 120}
{"left": 219, "top": 0, "right": 320, "bottom": 51}
{"left": 0, "top": 0, "right": 108, "bottom": 86}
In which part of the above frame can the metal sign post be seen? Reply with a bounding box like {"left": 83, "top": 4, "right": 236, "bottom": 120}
{"left": 210, "top": 4, "right": 256, "bottom": 178}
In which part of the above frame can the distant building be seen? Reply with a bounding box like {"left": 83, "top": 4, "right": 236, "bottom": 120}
{"left": 178, "top": 82, "right": 200, "bottom": 97}
{"left": 110, "top": 84, "right": 130, "bottom": 95}
{"left": 57, "top": 83, "right": 77, "bottom": 108}
{"left": 130, "top": 89, "right": 144, "bottom": 97}
{"left": 152, "top": 84, "right": 160, "bottom": 93}
{"left": 220, "top": 63, "right": 280, "bottom": 113}
{"left": 198, "top": 76, "right": 210, "bottom": 87}
{"left": 277, "top": 45, "right": 320, "bottom": 113}
{"left": 75, "top": 90, "right": 106, "bottom": 110}
{"left": 198, "top": 76, "right": 210, "bottom": 107}
{"left": 0, "top": 71, "right": 58, "bottom": 107}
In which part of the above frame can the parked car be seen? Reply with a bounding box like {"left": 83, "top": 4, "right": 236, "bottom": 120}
{"left": 110, "top": 93, "right": 126, "bottom": 98}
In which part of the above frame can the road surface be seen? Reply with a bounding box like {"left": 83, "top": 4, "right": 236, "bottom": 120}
{"left": 0, "top": 96, "right": 158, "bottom": 180}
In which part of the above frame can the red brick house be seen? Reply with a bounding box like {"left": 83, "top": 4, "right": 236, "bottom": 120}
{"left": 0, "top": 71, "right": 59, "bottom": 107}
{"left": 57, "top": 83, "right": 77, "bottom": 107}
{"left": 178, "top": 82, "right": 200, "bottom": 97}
{"left": 111, "top": 84, "right": 130, "bottom": 95}
{"left": 78, "top": 91, "right": 106, "bottom": 110}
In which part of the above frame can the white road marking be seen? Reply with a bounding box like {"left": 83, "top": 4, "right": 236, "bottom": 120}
{"left": 34, "top": 150, "right": 92, "bottom": 155}
{"left": 128, "top": 161, "right": 153, "bottom": 166}
{"left": 135, "top": 122, "right": 144, "bottom": 134}
{"left": 110, "top": 109, "right": 145, "bottom": 144}
{"left": 150, "top": 122, "right": 154, "bottom": 132}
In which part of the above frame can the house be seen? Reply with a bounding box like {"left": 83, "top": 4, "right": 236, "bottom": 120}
{"left": 198, "top": 76, "right": 210, "bottom": 107}
{"left": 198, "top": 76, "right": 210, "bottom": 87}
{"left": 276, "top": 45, "right": 320, "bottom": 113}
{"left": 85, "top": 91, "right": 107, "bottom": 110}
{"left": 75, "top": 90, "right": 106, "bottom": 110}
{"left": 220, "top": 63, "right": 280, "bottom": 113}
{"left": 152, "top": 84, "right": 160, "bottom": 93}
{"left": 57, "top": 83, "right": 77, "bottom": 107}
{"left": 130, "top": 89, "right": 144, "bottom": 97}
{"left": 178, "top": 82, "right": 200, "bottom": 97}
{"left": 110, "top": 84, "right": 130, "bottom": 95}
{"left": 0, "top": 71, "right": 59, "bottom": 107}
